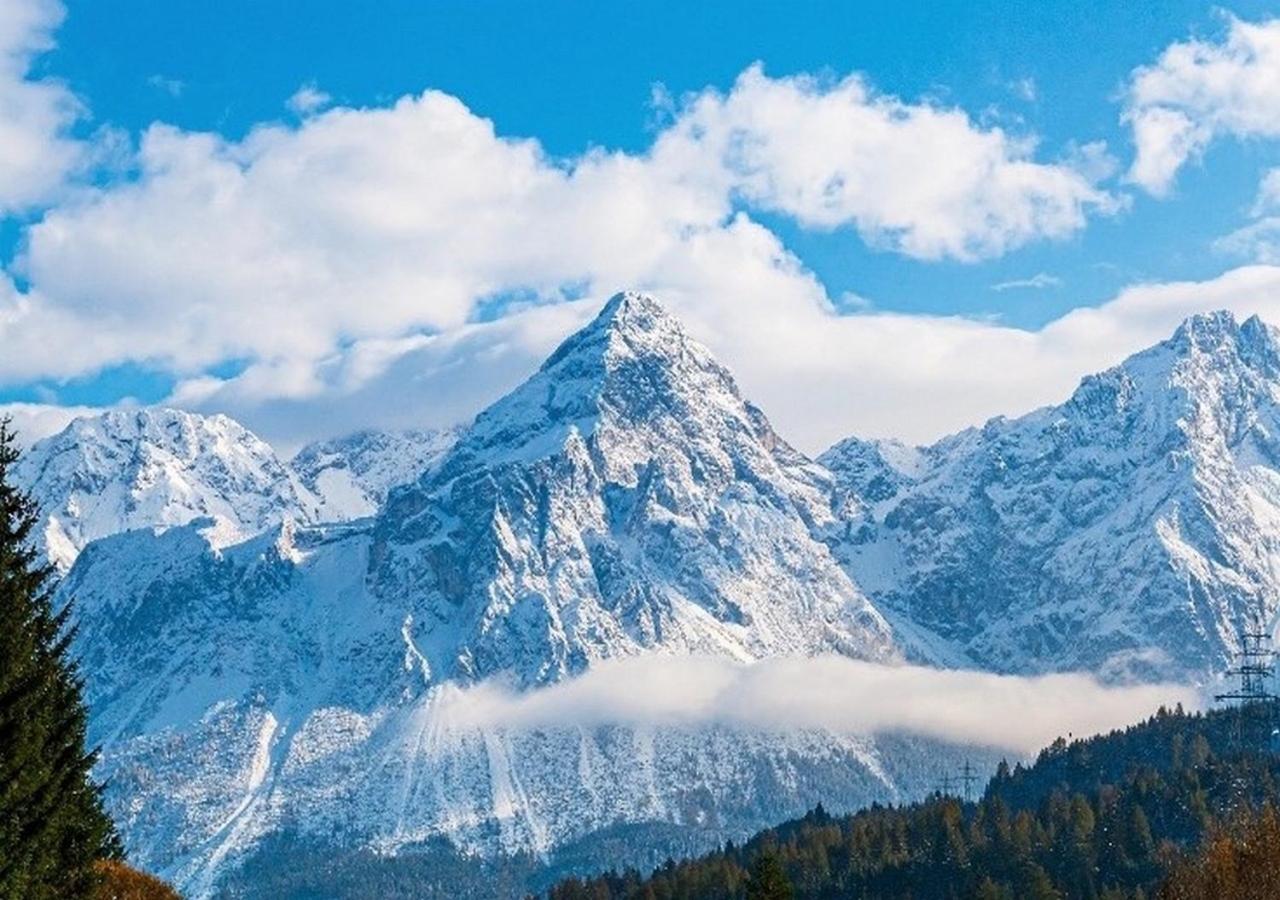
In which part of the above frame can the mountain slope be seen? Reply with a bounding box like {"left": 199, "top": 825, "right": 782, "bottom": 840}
{"left": 51, "top": 300, "right": 1280, "bottom": 897}
{"left": 291, "top": 427, "right": 459, "bottom": 521}
{"left": 550, "top": 705, "right": 1261, "bottom": 900}
{"left": 63, "top": 293, "right": 914, "bottom": 896}
{"left": 371, "top": 291, "right": 897, "bottom": 686}
{"left": 15, "top": 408, "right": 317, "bottom": 570}
{"left": 825, "top": 311, "right": 1280, "bottom": 679}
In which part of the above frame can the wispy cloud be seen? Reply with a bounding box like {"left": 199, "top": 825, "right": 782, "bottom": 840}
{"left": 1214, "top": 166, "right": 1280, "bottom": 263}
{"left": 991, "top": 272, "right": 1062, "bottom": 291}
{"left": 287, "top": 83, "right": 332, "bottom": 116}
{"left": 837, "top": 290, "right": 874, "bottom": 311}
{"left": 146, "top": 74, "right": 184, "bottom": 98}
{"left": 1214, "top": 217, "right": 1280, "bottom": 264}
{"left": 432, "top": 655, "right": 1199, "bottom": 755}
{"left": 1252, "top": 167, "right": 1280, "bottom": 217}
{"left": 1009, "top": 77, "right": 1037, "bottom": 102}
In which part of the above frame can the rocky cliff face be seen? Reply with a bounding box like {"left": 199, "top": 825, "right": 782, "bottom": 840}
{"left": 370, "top": 291, "right": 898, "bottom": 686}
{"left": 824, "top": 311, "right": 1280, "bottom": 679}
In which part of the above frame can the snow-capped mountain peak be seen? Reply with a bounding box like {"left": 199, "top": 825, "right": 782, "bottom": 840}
{"left": 370, "top": 291, "right": 897, "bottom": 685}
{"left": 452, "top": 291, "right": 756, "bottom": 467}
{"left": 34, "top": 299, "right": 1280, "bottom": 896}
{"left": 1049, "top": 310, "right": 1280, "bottom": 460}
{"left": 15, "top": 407, "right": 316, "bottom": 570}
{"left": 825, "top": 308, "right": 1280, "bottom": 679}
{"left": 52, "top": 293, "right": 910, "bottom": 894}
{"left": 541, "top": 290, "right": 684, "bottom": 369}
{"left": 1169, "top": 309, "right": 1277, "bottom": 357}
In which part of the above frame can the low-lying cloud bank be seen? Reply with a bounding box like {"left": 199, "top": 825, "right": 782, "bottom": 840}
{"left": 433, "top": 655, "right": 1200, "bottom": 756}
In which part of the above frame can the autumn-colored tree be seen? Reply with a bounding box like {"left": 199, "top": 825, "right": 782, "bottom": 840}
{"left": 1158, "top": 804, "right": 1280, "bottom": 900}
{"left": 91, "top": 861, "right": 181, "bottom": 900}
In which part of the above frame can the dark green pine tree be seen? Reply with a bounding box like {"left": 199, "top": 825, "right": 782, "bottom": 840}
{"left": 746, "top": 852, "right": 794, "bottom": 900}
{"left": 0, "top": 419, "right": 119, "bottom": 899}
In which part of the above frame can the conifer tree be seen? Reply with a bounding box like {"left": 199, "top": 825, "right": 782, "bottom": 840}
{"left": 746, "top": 852, "right": 794, "bottom": 900}
{"left": 0, "top": 419, "right": 119, "bottom": 899}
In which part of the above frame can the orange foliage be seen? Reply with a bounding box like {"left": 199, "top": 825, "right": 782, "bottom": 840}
{"left": 1158, "top": 805, "right": 1280, "bottom": 900}
{"left": 93, "top": 860, "right": 182, "bottom": 900}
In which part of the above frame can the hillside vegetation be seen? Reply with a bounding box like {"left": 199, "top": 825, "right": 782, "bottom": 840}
{"left": 548, "top": 705, "right": 1280, "bottom": 900}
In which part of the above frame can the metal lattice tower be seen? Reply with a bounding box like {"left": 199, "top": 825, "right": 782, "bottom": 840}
{"left": 957, "top": 761, "right": 978, "bottom": 803}
{"left": 935, "top": 763, "right": 981, "bottom": 801}
{"left": 1214, "top": 624, "right": 1279, "bottom": 750}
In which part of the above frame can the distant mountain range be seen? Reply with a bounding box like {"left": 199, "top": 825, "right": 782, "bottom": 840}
{"left": 823, "top": 309, "right": 1280, "bottom": 680}
{"left": 16, "top": 408, "right": 458, "bottom": 571}
{"left": 15, "top": 294, "right": 1280, "bottom": 896}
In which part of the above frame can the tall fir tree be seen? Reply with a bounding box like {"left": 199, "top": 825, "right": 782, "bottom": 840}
{"left": 0, "top": 419, "right": 119, "bottom": 899}
{"left": 746, "top": 852, "right": 794, "bottom": 900}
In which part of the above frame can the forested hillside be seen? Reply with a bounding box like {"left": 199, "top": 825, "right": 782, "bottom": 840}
{"left": 548, "top": 706, "right": 1280, "bottom": 900}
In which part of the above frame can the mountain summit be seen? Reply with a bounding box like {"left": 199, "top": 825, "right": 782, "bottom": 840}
{"left": 374, "top": 291, "right": 897, "bottom": 685}
{"left": 825, "top": 310, "right": 1280, "bottom": 678}
{"left": 15, "top": 407, "right": 315, "bottom": 570}
{"left": 435, "top": 291, "right": 779, "bottom": 466}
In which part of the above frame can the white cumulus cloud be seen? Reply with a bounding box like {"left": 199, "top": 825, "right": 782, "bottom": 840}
{"left": 0, "top": 0, "right": 85, "bottom": 213}
{"left": 660, "top": 65, "right": 1118, "bottom": 261}
{"left": 0, "top": 64, "right": 1119, "bottom": 391}
{"left": 1, "top": 12, "right": 1270, "bottom": 454}
{"left": 1125, "top": 15, "right": 1280, "bottom": 195}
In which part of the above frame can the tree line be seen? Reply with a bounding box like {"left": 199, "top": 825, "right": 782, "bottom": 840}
{"left": 547, "top": 706, "right": 1280, "bottom": 899}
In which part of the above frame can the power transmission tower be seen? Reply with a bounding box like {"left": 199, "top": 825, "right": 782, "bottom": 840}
{"left": 1214, "top": 622, "right": 1279, "bottom": 751}
{"left": 934, "top": 773, "right": 955, "bottom": 797}
{"left": 957, "top": 760, "right": 978, "bottom": 803}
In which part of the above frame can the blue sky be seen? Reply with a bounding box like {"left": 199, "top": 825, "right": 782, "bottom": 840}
{"left": 4, "top": 0, "right": 1280, "bottom": 450}
{"left": 42, "top": 0, "right": 1273, "bottom": 324}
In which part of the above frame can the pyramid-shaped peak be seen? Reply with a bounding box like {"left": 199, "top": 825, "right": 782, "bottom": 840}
{"left": 596, "top": 290, "right": 672, "bottom": 326}
{"left": 438, "top": 290, "right": 764, "bottom": 470}
{"left": 1170, "top": 309, "right": 1246, "bottom": 350}
{"left": 580, "top": 290, "right": 684, "bottom": 348}
{"left": 538, "top": 290, "right": 695, "bottom": 375}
